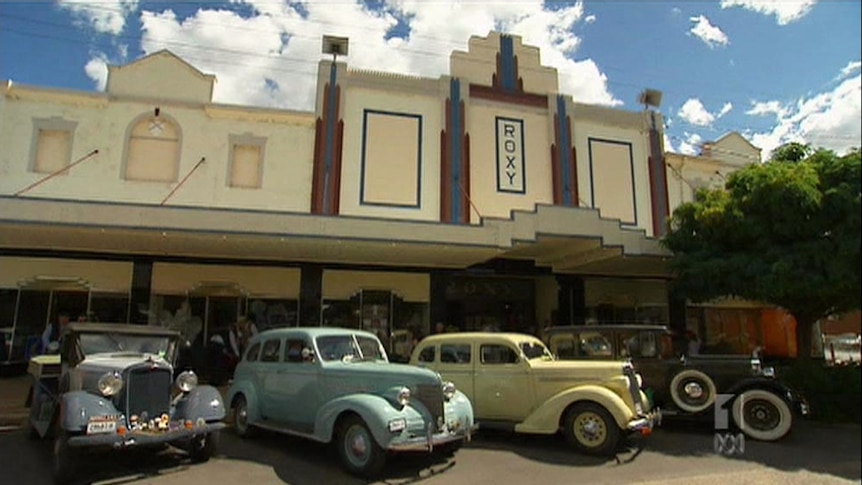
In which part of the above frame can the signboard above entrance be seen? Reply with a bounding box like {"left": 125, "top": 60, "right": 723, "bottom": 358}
{"left": 496, "top": 117, "right": 526, "bottom": 193}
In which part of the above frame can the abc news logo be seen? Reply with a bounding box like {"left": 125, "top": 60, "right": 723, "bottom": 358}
{"left": 714, "top": 394, "right": 745, "bottom": 456}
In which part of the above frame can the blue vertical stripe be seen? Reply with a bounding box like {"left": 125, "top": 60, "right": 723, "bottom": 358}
{"left": 450, "top": 78, "right": 462, "bottom": 223}
{"left": 322, "top": 62, "right": 338, "bottom": 213}
{"left": 557, "top": 95, "right": 572, "bottom": 206}
{"left": 500, "top": 35, "right": 516, "bottom": 93}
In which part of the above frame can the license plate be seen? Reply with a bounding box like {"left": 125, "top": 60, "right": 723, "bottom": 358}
{"left": 86, "top": 418, "right": 117, "bottom": 435}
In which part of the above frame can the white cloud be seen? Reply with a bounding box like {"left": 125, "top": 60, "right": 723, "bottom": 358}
{"left": 584, "top": 15, "right": 596, "bottom": 24}
{"left": 836, "top": 61, "right": 861, "bottom": 81}
{"left": 746, "top": 100, "right": 787, "bottom": 117}
{"left": 717, "top": 102, "right": 733, "bottom": 118}
{"left": 678, "top": 98, "right": 718, "bottom": 126}
{"left": 58, "top": 0, "right": 139, "bottom": 35}
{"left": 133, "top": 0, "right": 619, "bottom": 111}
{"left": 750, "top": 74, "right": 861, "bottom": 159}
{"left": 688, "top": 15, "right": 729, "bottom": 48}
{"left": 678, "top": 132, "right": 703, "bottom": 156}
{"left": 663, "top": 133, "right": 675, "bottom": 152}
{"left": 84, "top": 54, "right": 109, "bottom": 90}
{"left": 720, "top": 0, "right": 817, "bottom": 26}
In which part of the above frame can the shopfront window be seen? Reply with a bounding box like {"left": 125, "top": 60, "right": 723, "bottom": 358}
{"left": 322, "top": 294, "right": 361, "bottom": 329}
{"left": 89, "top": 291, "right": 130, "bottom": 323}
{"left": 247, "top": 298, "right": 298, "bottom": 332}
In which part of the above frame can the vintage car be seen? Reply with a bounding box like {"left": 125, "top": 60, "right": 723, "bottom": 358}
{"left": 409, "top": 332, "right": 660, "bottom": 457}
{"left": 225, "top": 327, "right": 476, "bottom": 478}
{"left": 544, "top": 325, "right": 809, "bottom": 442}
{"left": 25, "top": 323, "right": 226, "bottom": 483}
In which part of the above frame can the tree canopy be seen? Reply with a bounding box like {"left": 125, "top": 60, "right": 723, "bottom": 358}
{"left": 662, "top": 144, "right": 861, "bottom": 358}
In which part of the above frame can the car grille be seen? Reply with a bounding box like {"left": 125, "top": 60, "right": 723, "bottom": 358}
{"left": 414, "top": 384, "right": 444, "bottom": 431}
{"left": 121, "top": 367, "right": 172, "bottom": 421}
{"left": 623, "top": 365, "right": 644, "bottom": 410}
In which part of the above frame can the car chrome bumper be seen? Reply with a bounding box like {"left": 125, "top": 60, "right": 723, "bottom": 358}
{"left": 67, "top": 422, "right": 226, "bottom": 448}
{"left": 627, "top": 407, "right": 662, "bottom": 435}
{"left": 387, "top": 422, "right": 479, "bottom": 452}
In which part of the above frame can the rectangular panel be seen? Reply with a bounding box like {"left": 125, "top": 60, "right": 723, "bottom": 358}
{"left": 588, "top": 138, "right": 636, "bottom": 225}
{"left": 34, "top": 130, "right": 70, "bottom": 174}
{"left": 231, "top": 144, "right": 262, "bottom": 188}
{"left": 126, "top": 139, "right": 178, "bottom": 182}
{"left": 360, "top": 110, "right": 422, "bottom": 207}
{"left": 495, "top": 117, "right": 526, "bottom": 193}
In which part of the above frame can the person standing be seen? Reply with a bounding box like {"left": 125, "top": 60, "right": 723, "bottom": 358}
{"left": 39, "top": 310, "right": 71, "bottom": 354}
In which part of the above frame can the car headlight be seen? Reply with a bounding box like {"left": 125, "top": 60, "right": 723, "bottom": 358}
{"left": 635, "top": 372, "right": 644, "bottom": 388}
{"left": 175, "top": 370, "right": 198, "bottom": 393}
{"left": 762, "top": 366, "right": 776, "bottom": 378}
{"left": 442, "top": 381, "right": 456, "bottom": 400}
{"left": 97, "top": 372, "right": 123, "bottom": 397}
{"left": 397, "top": 386, "right": 411, "bottom": 406}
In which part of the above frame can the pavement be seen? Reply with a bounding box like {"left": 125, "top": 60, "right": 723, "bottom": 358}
{"left": 0, "top": 373, "right": 30, "bottom": 429}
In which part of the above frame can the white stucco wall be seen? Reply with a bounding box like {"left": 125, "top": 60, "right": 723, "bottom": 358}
{"left": 339, "top": 86, "right": 442, "bottom": 221}
{"left": 0, "top": 90, "right": 315, "bottom": 212}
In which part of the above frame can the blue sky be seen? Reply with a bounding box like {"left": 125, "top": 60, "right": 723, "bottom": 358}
{"left": 1, "top": 0, "right": 859, "bottom": 159}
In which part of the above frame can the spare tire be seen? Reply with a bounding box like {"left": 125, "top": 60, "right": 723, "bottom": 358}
{"left": 669, "top": 369, "right": 717, "bottom": 413}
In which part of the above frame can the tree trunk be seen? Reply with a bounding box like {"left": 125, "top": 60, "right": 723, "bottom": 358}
{"left": 795, "top": 317, "right": 815, "bottom": 362}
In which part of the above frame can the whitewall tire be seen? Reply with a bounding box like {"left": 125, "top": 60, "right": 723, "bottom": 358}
{"left": 669, "top": 369, "right": 717, "bottom": 413}
{"left": 732, "top": 389, "right": 793, "bottom": 442}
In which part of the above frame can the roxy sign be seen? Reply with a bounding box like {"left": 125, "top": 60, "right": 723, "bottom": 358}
{"left": 496, "top": 117, "right": 526, "bottom": 193}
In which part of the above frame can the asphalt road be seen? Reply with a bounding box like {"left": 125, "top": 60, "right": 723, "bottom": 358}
{"left": 2, "top": 420, "right": 859, "bottom": 485}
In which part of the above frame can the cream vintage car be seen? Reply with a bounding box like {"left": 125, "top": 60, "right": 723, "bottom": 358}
{"left": 409, "top": 332, "right": 660, "bottom": 456}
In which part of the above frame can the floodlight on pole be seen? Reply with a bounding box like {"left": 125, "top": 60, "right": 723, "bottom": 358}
{"left": 638, "top": 88, "right": 663, "bottom": 110}
{"left": 322, "top": 35, "right": 349, "bottom": 62}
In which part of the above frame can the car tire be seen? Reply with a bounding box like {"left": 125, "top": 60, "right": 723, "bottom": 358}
{"left": 435, "top": 440, "right": 463, "bottom": 458}
{"left": 669, "top": 369, "right": 717, "bottom": 413}
{"left": 232, "top": 395, "right": 256, "bottom": 439}
{"left": 732, "top": 389, "right": 793, "bottom": 442}
{"left": 189, "top": 430, "right": 220, "bottom": 463}
{"left": 52, "top": 431, "right": 77, "bottom": 484}
{"left": 563, "top": 402, "right": 621, "bottom": 457}
{"left": 336, "top": 415, "right": 387, "bottom": 478}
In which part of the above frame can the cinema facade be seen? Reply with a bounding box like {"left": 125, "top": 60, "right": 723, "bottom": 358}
{"left": 2, "top": 31, "right": 765, "bottom": 368}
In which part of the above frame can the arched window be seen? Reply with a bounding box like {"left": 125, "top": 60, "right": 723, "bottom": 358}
{"left": 124, "top": 114, "right": 181, "bottom": 182}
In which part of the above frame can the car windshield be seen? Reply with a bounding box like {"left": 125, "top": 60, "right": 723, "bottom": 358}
{"left": 316, "top": 334, "right": 388, "bottom": 362}
{"left": 78, "top": 332, "right": 175, "bottom": 360}
{"left": 520, "top": 341, "right": 554, "bottom": 360}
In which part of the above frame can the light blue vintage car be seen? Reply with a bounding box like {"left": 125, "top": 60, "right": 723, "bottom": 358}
{"left": 226, "top": 327, "right": 476, "bottom": 477}
{"left": 26, "top": 323, "right": 226, "bottom": 484}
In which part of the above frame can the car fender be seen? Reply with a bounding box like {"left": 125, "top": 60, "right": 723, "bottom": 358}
{"left": 314, "top": 393, "right": 411, "bottom": 447}
{"left": 59, "top": 390, "right": 121, "bottom": 432}
{"left": 725, "top": 377, "right": 795, "bottom": 402}
{"left": 225, "top": 382, "right": 262, "bottom": 424}
{"left": 174, "top": 385, "right": 226, "bottom": 422}
{"left": 515, "top": 384, "right": 635, "bottom": 434}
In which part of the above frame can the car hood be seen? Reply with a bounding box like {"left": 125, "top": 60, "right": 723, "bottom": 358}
{"left": 322, "top": 361, "right": 442, "bottom": 390}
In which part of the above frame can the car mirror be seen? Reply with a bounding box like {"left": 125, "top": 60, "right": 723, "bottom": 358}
{"left": 47, "top": 342, "right": 60, "bottom": 354}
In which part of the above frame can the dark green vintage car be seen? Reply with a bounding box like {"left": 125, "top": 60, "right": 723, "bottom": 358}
{"left": 545, "top": 324, "right": 809, "bottom": 442}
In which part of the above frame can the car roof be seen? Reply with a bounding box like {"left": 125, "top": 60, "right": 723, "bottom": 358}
{"left": 68, "top": 322, "right": 180, "bottom": 337}
{"left": 545, "top": 324, "right": 671, "bottom": 334}
{"left": 252, "top": 326, "right": 381, "bottom": 340}
{"left": 418, "top": 332, "right": 544, "bottom": 344}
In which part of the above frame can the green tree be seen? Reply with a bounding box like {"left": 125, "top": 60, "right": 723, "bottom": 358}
{"left": 662, "top": 145, "right": 861, "bottom": 360}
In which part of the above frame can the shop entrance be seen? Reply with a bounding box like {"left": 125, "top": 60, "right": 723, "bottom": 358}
{"left": 444, "top": 276, "right": 536, "bottom": 334}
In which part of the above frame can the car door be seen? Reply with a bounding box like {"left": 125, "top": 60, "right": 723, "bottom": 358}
{"left": 258, "top": 337, "right": 283, "bottom": 420}
{"left": 269, "top": 336, "right": 321, "bottom": 433}
{"left": 473, "top": 343, "right": 533, "bottom": 421}
{"left": 434, "top": 342, "right": 475, "bottom": 401}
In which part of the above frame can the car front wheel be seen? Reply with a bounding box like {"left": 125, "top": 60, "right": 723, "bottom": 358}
{"left": 189, "top": 430, "right": 220, "bottom": 463}
{"left": 732, "top": 389, "right": 793, "bottom": 442}
{"left": 336, "top": 416, "right": 386, "bottom": 478}
{"left": 53, "top": 431, "right": 77, "bottom": 484}
{"left": 232, "top": 395, "right": 255, "bottom": 438}
{"left": 563, "top": 402, "right": 621, "bottom": 456}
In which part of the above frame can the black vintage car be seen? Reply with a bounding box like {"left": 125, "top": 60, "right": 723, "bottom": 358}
{"left": 545, "top": 324, "right": 809, "bottom": 442}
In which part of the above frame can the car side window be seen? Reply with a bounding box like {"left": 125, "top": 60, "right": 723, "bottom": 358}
{"left": 550, "top": 335, "right": 577, "bottom": 359}
{"left": 440, "top": 344, "right": 471, "bottom": 364}
{"left": 417, "top": 345, "right": 435, "bottom": 363}
{"left": 245, "top": 342, "right": 261, "bottom": 362}
{"left": 284, "top": 338, "right": 311, "bottom": 363}
{"left": 260, "top": 338, "right": 281, "bottom": 363}
{"left": 480, "top": 344, "right": 519, "bottom": 364}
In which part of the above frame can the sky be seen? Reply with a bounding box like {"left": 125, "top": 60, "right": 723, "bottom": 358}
{"left": 0, "top": 0, "right": 859, "bottom": 161}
